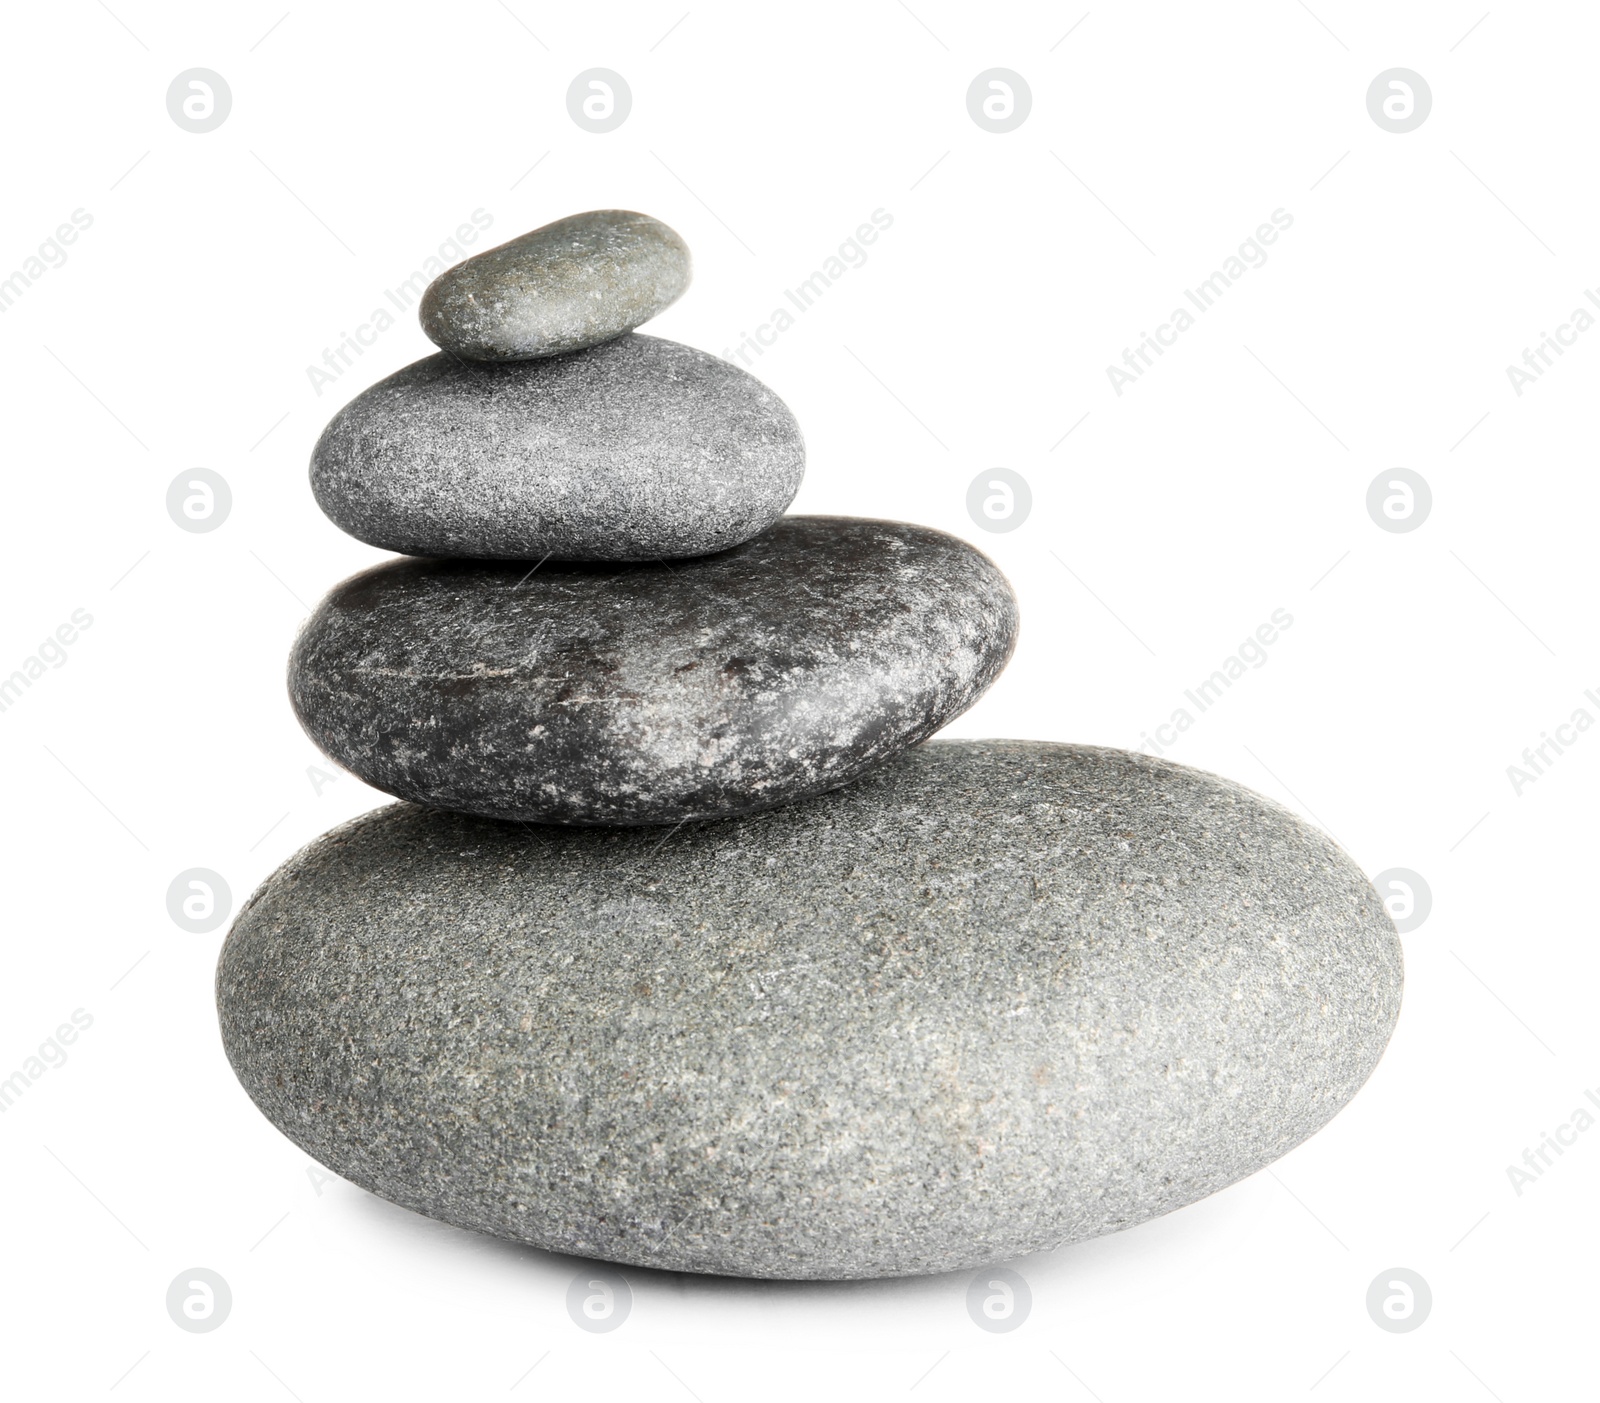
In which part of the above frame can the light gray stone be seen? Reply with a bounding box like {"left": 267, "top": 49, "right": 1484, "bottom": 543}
{"left": 309, "top": 334, "right": 803, "bottom": 561}
{"left": 419, "top": 209, "right": 690, "bottom": 361}
{"left": 288, "top": 517, "right": 1018, "bottom": 825}
{"left": 217, "top": 740, "right": 1403, "bottom": 1280}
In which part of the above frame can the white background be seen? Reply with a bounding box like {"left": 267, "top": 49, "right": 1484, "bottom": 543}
{"left": 2, "top": 1, "right": 1595, "bottom": 1398}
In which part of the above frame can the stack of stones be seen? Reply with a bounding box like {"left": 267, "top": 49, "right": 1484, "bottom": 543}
{"left": 218, "top": 210, "right": 1403, "bottom": 1280}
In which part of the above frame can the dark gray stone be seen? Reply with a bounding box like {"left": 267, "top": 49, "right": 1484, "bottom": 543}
{"left": 288, "top": 517, "right": 1019, "bottom": 825}
{"left": 309, "top": 335, "right": 803, "bottom": 561}
{"left": 217, "top": 740, "right": 1404, "bottom": 1281}
{"left": 419, "top": 209, "right": 691, "bottom": 361}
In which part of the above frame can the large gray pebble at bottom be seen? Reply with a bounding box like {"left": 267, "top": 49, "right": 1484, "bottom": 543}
{"left": 288, "top": 516, "right": 1018, "bottom": 826}
{"left": 216, "top": 739, "right": 1403, "bottom": 1280}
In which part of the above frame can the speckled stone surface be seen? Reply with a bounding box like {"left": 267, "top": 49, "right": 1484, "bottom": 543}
{"left": 217, "top": 740, "right": 1404, "bottom": 1280}
{"left": 309, "top": 335, "right": 803, "bottom": 561}
{"left": 419, "top": 210, "right": 690, "bottom": 362}
{"left": 288, "top": 517, "right": 1018, "bottom": 825}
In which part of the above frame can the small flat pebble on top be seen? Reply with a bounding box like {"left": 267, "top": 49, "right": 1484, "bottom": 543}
{"left": 419, "top": 209, "right": 690, "bottom": 361}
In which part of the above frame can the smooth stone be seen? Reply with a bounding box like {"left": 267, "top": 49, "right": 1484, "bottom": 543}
{"left": 217, "top": 740, "right": 1404, "bottom": 1281}
{"left": 288, "top": 517, "right": 1019, "bottom": 825}
{"left": 419, "top": 209, "right": 691, "bottom": 361}
{"left": 309, "top": 334, "right": 803, "bottom": 561}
